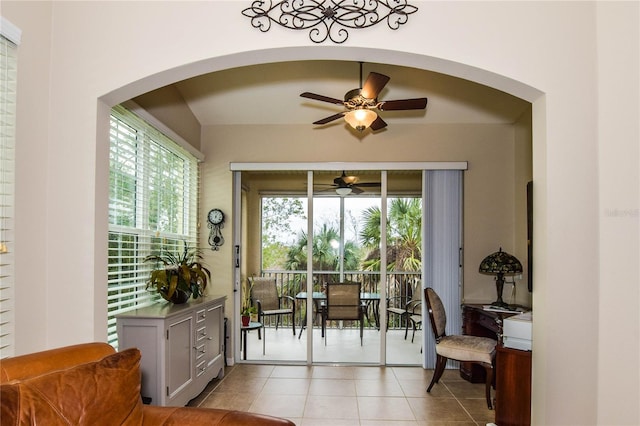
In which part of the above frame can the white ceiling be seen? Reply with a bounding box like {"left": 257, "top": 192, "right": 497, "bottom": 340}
{"left": 170, "top": 60, "right": 530, "bottom": 128}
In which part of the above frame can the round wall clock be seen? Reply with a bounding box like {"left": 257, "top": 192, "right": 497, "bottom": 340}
{"left": 207, "top": 208, "right": 225, "bottom": 250}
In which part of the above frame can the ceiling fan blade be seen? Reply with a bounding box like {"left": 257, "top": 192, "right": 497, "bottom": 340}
{"left": 370, "top": 116, "right": 387, "bottom": 131}
{"left": 378, "top": 98, "right": 428, "bottom": 111}
{"left": 301, "top": 92, "right": 344, "bottom": 105}
{"left": 361, "top": 72, "right": 390, "bottom": 99}
{"left": 314, "top": 186, "right": 336, "bottom": 193}
{"left": 313, "top": 112, "right": 345, "bottom": 125}
{"left": 334, "top": 171, "right": 358, "bottom": 185}
{"left": 350, "top": 186, "right": 364, "bottom": 195}
{"left": 354, "top": 182, "right": 381, "bottom": 187}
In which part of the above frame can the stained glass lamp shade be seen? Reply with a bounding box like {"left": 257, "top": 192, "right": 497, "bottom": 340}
{"left": 479, "top": 247, "right": 523, "bottom": 308}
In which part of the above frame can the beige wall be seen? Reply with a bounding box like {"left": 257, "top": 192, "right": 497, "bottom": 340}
{"left": 513, "top": 108, "right": 533, "bottom": 305}
{"left": 4, "top": 1, "right": 638, "bottom": 424}
{"left": 133, "top": 86, "right": 202, "bottom": 148}
{"left": 7, "top": 1, "right": 53, "bottom": 351}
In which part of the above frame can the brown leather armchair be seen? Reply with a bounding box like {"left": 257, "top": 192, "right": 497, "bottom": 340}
{"left": 0, "top": 342, "right": 294, "bottom": 425}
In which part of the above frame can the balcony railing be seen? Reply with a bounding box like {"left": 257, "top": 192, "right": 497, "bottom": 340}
{"left": 259, "top": 270, "right": 422, "bottom": 330}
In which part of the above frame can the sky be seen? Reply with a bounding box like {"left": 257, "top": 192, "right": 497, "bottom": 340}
{"left": 279, "top": 196, "right": 381, "bottom": 245}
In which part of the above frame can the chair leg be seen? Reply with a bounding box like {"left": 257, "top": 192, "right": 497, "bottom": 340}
{"left": 483, "top": 364, "right": 494, "bottom": 409}
{"left": 360, "top": 318, "right": 363, "bottom": 346}
{"left": 324, "top": 320, "right": 327, "bottom": 346}
{"left": 322, "top": 314, "right": 327, "bottom": 345}
{"left": 291, "top": 312, "right": 296, "bottom": 335}
{"left": 403, "top": 313, "right": 410, "bottom": 340}
{"left": 427, "top": 354, "right": 447, "bottom": 393}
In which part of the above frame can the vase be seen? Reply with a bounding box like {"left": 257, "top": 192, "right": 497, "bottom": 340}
{"left": 170, "top": 288, "right": 191, "bottom": 304}
{"left": 241, "top": 315, "right": 250, "bottom": 327}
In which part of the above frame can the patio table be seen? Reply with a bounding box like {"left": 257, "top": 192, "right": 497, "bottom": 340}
{"left": 240, "top": 321, "right": 264, "bottom": 360}
{"left": 295, "top": 291, "right": 380, "bottom": 338}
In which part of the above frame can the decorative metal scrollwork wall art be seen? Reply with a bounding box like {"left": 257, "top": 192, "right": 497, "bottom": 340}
{"left": 242, "top": 0, "right": 419, "bottom": 44}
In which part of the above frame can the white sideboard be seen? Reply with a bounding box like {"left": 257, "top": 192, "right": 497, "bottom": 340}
{"left": 116, "top": 295, "right": 226, "bottom": 407}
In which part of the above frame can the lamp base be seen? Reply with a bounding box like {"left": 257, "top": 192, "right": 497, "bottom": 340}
{"left": 493, "top": 274, "right": 509, "bottom": 308}
{"left": 491, "top": 300, "right": 511, "bottom": 309}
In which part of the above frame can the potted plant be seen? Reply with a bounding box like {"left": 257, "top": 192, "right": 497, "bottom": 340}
{"left": 240, "top": 278, "right": 257, "bottom": 326}
{"left": 241, "top": 306, "right": 257, "bottom": 327}
{"left": 144, "top": 243, "right": 211, "bottom": 304}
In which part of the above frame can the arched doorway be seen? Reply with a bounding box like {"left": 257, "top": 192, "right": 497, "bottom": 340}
{"left": 99, "top": 47, "right": 540, "bottom": 367}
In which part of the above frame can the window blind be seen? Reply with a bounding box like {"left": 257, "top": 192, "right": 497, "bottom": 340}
{"left": 422, "top": 170, "right": 463, "bottom": 368}
{"left": 0, "top": 29, "right": 18, "bottom": 359}
{"left": 108, "top": 105, "right": 200, "bottom": 348}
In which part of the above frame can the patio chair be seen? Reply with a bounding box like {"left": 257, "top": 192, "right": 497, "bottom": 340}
{"left": 424, "top": 287, "right": 496, "bottom": 409}
{"left": 387, "top": 280, "right": 422, "bottom": 342}
{"left": 251, "top": 276, "right": 296, "bottom": 336}
{"left": 321, "top": 282, "right": 366, "bottom": 346}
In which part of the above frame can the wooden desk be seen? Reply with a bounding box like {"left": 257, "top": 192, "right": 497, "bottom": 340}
{"left": 461, "top": 304, "right": 532, "bottom": 426}
{"left": 461, "top": 304, "right": 529, "bottom": 380}
{"left": 461, "top": 304, "right": 504, "bottom": 382}
{"left": 495, "top": 345, "right": 532, "bottom": 426}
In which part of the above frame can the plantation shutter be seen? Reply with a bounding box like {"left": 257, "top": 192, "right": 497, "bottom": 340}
{"left": 0, "top": 18, "right": 20, "bottom": 359}
{"left": 108, "top": 105, "right": 200, "bottom": 348}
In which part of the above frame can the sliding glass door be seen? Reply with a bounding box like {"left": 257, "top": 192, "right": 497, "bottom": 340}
{"left": 232, "top": 163, "right": 465, "bottom": 366}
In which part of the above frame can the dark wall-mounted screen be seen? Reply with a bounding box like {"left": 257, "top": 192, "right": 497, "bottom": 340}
{"left": 527, "top": 181, "right": 533, "bottom": 292}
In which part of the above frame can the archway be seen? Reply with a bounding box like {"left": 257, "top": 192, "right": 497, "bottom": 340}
{"left": 97, "top": 45, "right": 543, "bottom": 372}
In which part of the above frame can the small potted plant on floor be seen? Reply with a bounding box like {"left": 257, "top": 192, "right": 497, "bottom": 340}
{"left": 144, "top": 243, "right": 211, "bottom": 304}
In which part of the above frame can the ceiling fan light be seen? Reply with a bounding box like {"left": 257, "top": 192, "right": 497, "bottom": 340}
{"left": 344, "top": 109, "right": 377, "bottom": 132}
{"left": 336, "top": 187, "right": 352, "bottom": 196}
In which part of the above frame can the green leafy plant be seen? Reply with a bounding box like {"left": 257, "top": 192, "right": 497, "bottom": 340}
{"left": 241, "top": 305, "right": 257, "bottom": 317}
{"left": 241, "top": 278, "right": 257, "bottom": 316}
{"left": 144, "top": 243, "right": 211, "bottom": 303}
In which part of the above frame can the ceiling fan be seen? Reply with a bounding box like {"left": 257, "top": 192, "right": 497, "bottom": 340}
{"left": 317, "top": 171, "right": 381, "bottom": 196}
{"left": 300, "top": 63, "right": 428, "bottom": 132}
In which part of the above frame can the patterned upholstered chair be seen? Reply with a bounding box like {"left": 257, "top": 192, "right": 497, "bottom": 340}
{"left": 424, "top": 287, "right": 497, "bottom": 409}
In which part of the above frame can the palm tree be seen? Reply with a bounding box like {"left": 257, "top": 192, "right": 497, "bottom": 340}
{"left": 285, "top": 223, "right": 361, "bottom": 285}
{"left": 360, "top": 198, "right": 422, "bottom": 272}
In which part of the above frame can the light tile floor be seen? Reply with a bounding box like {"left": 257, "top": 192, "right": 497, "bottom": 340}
{"left": 189, "top": 364, "right": 496, "bottom": 425}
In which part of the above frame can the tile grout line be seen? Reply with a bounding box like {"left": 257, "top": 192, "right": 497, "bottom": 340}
{"left": 442, "top": 381, "right": 478, "bottom": 424}
{"left": 195, "top": 367, "right": 232, "bottom": 407}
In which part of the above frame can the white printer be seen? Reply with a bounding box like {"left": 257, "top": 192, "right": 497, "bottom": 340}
{"left": 502, "top": 311, "right": 532, "bottom": 351}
